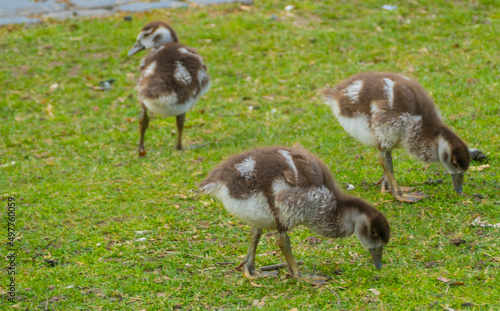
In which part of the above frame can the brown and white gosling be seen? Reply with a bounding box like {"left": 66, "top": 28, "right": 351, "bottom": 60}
{"left": 128, "top": 21, "right": 210, "bottom": 157}
{"left": 322, "top": 73, "right": 470, "bottom": 203}
{"left": 199, "top": 146, "right": 390, "bottom": 282}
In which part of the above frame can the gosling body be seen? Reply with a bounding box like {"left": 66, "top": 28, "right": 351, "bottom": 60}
{"left": 322, "top": 73, "right": 470, "bottom": 202}
{"left": 200, "top": 146, "right": 390, "bottom": 281}
{"left": 128, "top": 21, "right": 210, "bottom": 156}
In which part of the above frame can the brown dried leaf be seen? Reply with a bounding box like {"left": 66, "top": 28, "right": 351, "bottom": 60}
{"left": 368, "top": 288, "right": 380, "bottom": 296}
{"left": 45, "top": 104, "right": 55, "bottom": 117}
{"left": 126, "top": 72, "right": 136, "bottom": 81}
{"left": 470, "top": 164, "right": 490, "bottom": 171}
{"left": 437, "top": 276, "right": 452, "bottom": 283}
{"left": 49, "top": 83, "right": 59, "bottom": 91}
{"left": 250, "top": 282, "right": 263, "bottom": 287}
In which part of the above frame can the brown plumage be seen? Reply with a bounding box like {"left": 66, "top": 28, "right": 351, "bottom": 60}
{"left": 200, "top": 146, "right": 390, "bottom": 281}
{"left": 322, "top": 72, "right": 470, "bottom": 202}
{"left": 128, "top": 21, "right": 210, "bottom": 156}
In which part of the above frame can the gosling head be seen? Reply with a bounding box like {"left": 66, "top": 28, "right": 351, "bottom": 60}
{"left": 128, "top": 21, "right": 179, "bottom": 56}
{"left": 352, "top": 202, "right": 391, "bottom": 270}
{"left": 437, "top": 132, "right": 470, "bottom": 194}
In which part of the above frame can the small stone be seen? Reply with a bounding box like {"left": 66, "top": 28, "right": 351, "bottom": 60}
{"left": 382, "top": 5, "right": 397, "bottom": 10}
{"left": 469, "top": 148, "right": 487, "bottom": 162}
{"left": 269, "top": 14, "right": 278, "bottom": 20}
{"left": 134, "top": 237, "right": 147, "bottom": 242}
{"left": 99, "top": 79, "right": 115, "bottom": 87}
{"left": 346, "top": 184, "right": 355, "bottom": 191}
{"left": 473, "top": 193, "right": 485, "bottom": 202}
{"left": 449, "top": 238, "right": 466, "bottom": 246}
{"left": 44, "top": 259, "right": 59, "bottom": 267}
{"left": 425, "top": 178, "right": 443, "bottom": 185}
{"left": 284, "top": 5, "right": 294, "bottom": 11}
{"left": 124, "top": 15, "right": 132, "bottom": 21}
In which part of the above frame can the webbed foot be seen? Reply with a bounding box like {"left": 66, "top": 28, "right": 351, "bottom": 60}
{"left": 395, "top": 191, "right": 427, "bottom": 203}
{"left": 237, "top": 260, "right": 279, "bottom": 279}
{"left": 377, "top": 177, "right": 415, "bottom": 193}
{"left": 299, "top": 274, "right": 331, "bottom": 285}
{"left": 243, "top": 266, "right": 279, "bottom": 279}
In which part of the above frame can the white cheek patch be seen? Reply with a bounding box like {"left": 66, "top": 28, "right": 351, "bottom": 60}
{"left": 139, "top": 27, "right": 173, "bottom": 49}
{"left": 156, "top": 27, "right": 173, "bottom": 43}
{"left": 438, "top": 136, "right": 461, "bottom": 174}
{"left": 137, "top": 29, "right": 152, "bottom": 41}
{"left": 234, "top": 156, "right": 256, "bottom": 180}
{"left": 353, "top": 213, "right": 377, "bottom": 249}
{"left": 277, "top": 149, "right": 299, "bottom": 183}
{"left": 174, "top": 61, "right": 192, "bottom": 84}
{"left": 139, "top": 34, "right": 155, "bottom": 49}
{"left": 143, "top": 61, "right": 156, "bottom": 77}
{"left": 343, "top": 80, "right": 363, "bottom": 103}
{"left": 382, "top": 78, "right": 395, "bottom": 108}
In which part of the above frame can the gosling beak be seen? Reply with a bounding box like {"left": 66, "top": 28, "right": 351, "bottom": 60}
{"left": 451, "top": 172, "right": 464, "bottom": 194}
{"left": 128, "top": 41, "right": 145, "bottom": 56}
{"left": 369, "top": 247, "right": 383, "bottom": 270}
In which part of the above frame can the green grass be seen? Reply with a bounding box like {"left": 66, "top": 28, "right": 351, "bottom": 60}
{"left": 1, "top": 0, "right": 499, "bottom": 309}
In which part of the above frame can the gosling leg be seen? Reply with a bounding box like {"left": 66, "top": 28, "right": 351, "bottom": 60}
{"left": 378, "top": 150, "right": 426, "bottom": 203}
{"left": 176, "top": 113, "right": 185, "bottom": 150}
{"left": 236, "top": 227, "right": 278, "bottom": 279}
{"left": 138, "top": 103, "right": 149, "bottom": 157}
{"left": 276, "top": 231, "right": 329, "bottom": 284}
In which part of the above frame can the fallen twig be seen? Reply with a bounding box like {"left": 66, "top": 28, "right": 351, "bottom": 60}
{"left": 327, "top": 287, "right": 341, "bottom": 307}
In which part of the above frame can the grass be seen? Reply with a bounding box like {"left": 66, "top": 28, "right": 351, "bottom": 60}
{"left": 1, "top": 0, "right": 499, "bottom": 309}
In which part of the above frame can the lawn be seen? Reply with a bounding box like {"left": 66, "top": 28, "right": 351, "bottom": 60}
{"left": 1, "top": 0, "right": 499, "bottom": 309}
